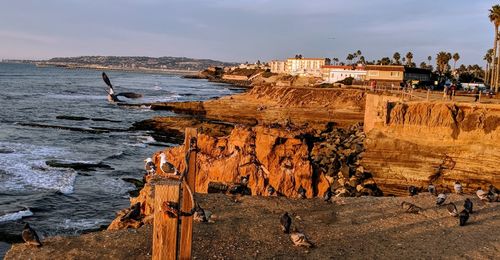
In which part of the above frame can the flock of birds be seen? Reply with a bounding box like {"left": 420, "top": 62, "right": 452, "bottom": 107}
{"left": 20, "top": 158, "right": 499, "bottom": 250}
{"left": 401, "top": 181, "right": 499, "bottom": 227}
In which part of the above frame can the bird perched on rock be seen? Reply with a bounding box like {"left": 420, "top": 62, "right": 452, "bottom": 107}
{"left": 401, "top": 201, "right": 422, "bottom": 214}
{"left": 240, "top": 175, "right": 249, "bottom": 186}
{"left": 280, "top": 212, "right": 292, "bottom": 233}
{"left": 446, "top": 203, "right": 458, "bottom": 217}
{"left": 22, "top": 223, "right": 42, "bottom": 247}
{"left": 267, "top": 185, "right": 275, "bottom": 196}
{"left": 476, "top": 188, "right": 490, "bottom": 202}
{"left": 298, "top": 185, "right": 306, "bottom": 199}
{"left": 323, "top": 189, "right": 333, "bottom": 202}
{"left": 408, "top": 186, "right": 418, "bottom": 196}
{"left": 454, "top": 181, "right": 463, "bottom": 194}
{"left": 459, "top": 209, "right": 469, "bottom": 226}
{"left": 121, "top": 202, "right": 141, "bottom": 221}
{"left": 464, "top": 198, "right": 473, "bottom": 214}
{"left": 193, "top": 203, "right": 207, "bottom": 222}
{"left": 290, "top": 228, "right": 313, "bottom": 248}
{"left": 159, "top": 152, "right": 176, "bottom": 175}
{"left": 428, "top": 183, "right": 436, "bottom": 195}
{"left": 436, "top": 193, "right": 447, "bottom": 206}
{"left": 487, "top": 185, "right": 499, "bottom": 202}
{"left": 144, "top": 157, "right": 156, "bottom": 175}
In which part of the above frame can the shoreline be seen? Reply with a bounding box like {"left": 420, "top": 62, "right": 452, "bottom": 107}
{"left": 24, "top": 62, "right": 201, "bottom": 75}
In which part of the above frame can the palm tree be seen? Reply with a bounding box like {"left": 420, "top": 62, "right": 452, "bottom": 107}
{"left": 359, "top": 56, "right": 366, "bottom": 64}
{"left": 436, "top": 51, "right": 452, "bottom": 74}
{"left": 333, "top": 58, "right": 339, "bottom": 65}
{"left": 484, "top": 49, "right": 493, "bottom": 84}
{"left": 405, "top": 52, "right": 414, "bottom": 66}
{"left": 452, "top": 53, "right": 460, "bottom": 70}
{"left": 380, "top": 57, "right": 391, "bottom": 65}
{"left": 393, "top": 52, "right": 401, "bottom": 65}
{"left": 489, "top": 4, "right": 500, "bottom": 91}
{"left": 346, "top": 54, "right": 354, "bottom": 65}
{"left": 427, "top": 56, "right": 432, "bottom": 65}
{"left": 419, "top": 62, "right": 427, "bottom": 69}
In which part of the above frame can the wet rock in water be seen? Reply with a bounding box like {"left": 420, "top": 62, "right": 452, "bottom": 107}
{"left": 56, "top": 115, "right": 89, "bottom": 121}
{"left": 45, "top": 160, "right": 113, "bottom": 171}
{"left": 122, "top": 178, "right": 145, "bottom": 189}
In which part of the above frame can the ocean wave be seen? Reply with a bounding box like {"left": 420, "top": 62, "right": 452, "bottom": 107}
{"left": 0, "top": 209, "right": 33, "bottom": 223}
{"left": 0, "top": 142, "right": 76, "bottom": 194}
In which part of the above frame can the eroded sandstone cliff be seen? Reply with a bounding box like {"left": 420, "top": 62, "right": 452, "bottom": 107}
{"left": 362, "top": 94, "right": 500, "bottom": 195}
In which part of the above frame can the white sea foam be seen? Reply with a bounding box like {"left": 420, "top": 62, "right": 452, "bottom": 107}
{"left": 60, "top": 218, "right": 108, "bottom": 230}
{"left": 0, "top": 142, "right": 77, "bottom": 194}
{"left": 0, "top": 209, "right": 33, "bottom": 222}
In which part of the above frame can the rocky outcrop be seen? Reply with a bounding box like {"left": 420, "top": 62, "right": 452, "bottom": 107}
{"left": 362, "top": 94, "right": 500, "bottom": 195}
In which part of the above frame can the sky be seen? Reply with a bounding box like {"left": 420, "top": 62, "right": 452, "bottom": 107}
{"left": 0, "top": 0, "right": 497, "bottom": 65}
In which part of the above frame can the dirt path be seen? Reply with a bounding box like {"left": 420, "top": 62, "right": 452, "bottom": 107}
{"left": 6, "top": 193, "right": 499, "bottom": 259}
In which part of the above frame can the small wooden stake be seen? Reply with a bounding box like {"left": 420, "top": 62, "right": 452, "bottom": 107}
{"left": 179, "top": 128, "right": 198, "bottom": 260}
{"left": 153, "top": 180, "right": 180, "bottom": 260}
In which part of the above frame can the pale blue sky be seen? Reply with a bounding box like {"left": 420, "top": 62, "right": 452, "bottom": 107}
{"left": 0, "top": 0, "right": 497, "bottom": 65}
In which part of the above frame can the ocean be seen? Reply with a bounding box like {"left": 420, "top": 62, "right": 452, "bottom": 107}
{"left": 0, "top": 63, "right": 243, "bottom": 256}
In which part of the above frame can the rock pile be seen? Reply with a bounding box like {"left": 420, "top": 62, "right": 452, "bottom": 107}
{"left": 311, "top": 123, "right": 383, "bottom": 197}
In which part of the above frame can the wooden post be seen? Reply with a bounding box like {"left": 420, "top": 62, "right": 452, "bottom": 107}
{"left": 153, "top": 179, "right": 181, "bottom": 260}
{"left": 427, "top": 89, "right": 430, "bottom": 101}
{"left": 479, "top": 91, "right": 482, "bottom": 103}
{"left": 179, "top": 128, "right": 198, "bottom": 260}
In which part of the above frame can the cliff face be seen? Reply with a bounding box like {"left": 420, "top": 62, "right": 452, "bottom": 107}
{"left": 362, "top": 94, "right": 500, "bottom": 195}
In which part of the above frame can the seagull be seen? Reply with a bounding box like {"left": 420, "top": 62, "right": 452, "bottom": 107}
{"left": 401, "top": 201, "right": 422, "bottom": 214}
{"left": 22, "top": 223, "right": 42, "bottom": 247}
{"left": 476, "top": 188, "right": 490, "bottom": 202}
{"left": 102, "top": 72, "right": 143, "bottom": 102}
{"left": 121, "top": 202, "right": 141, "bottom": 221}
{"left": 159, "top": 152, "right": 176, "bottom": 175}
{"left": 144, "top": 158, "right": 156, "bottom": 175}
{"left": 454, "top": 181, "right": 463, "bottom": 194}
{"left": 280, "top": 212, "right": 292, "bottom": 234}
{"left": 323, "top": 189, "right": 333, "bottom": 202}
{"left": 464, "top": 198, "right": 473, "bottom": 214}
{"left": 458, "top": 209, "right": 469, "bottom": 226}
{"left": 298, "top": 185, "right": 306, "bottom": 199}
{"left": 290, "top": 228, "right": 313, "bottom": 248}
{"left": 436, "top": 193, "right": 447, "bottom": 206}
{"left": 267, "top": 185, "right": 275, "bottom": 196}
{"left": 446, "top": 203, "right": 458, "bottom": 217}
{"left": 193, "top": 203, "right": 207, "bottom": 222}
{"left": 488, "top": 185, "right": 499, "bottom": 202}
{"left": 428, "top": 183, "right": 436, "bottom": 195}
{"left": 408, "top": 186, "right": 418, "bottom": 196}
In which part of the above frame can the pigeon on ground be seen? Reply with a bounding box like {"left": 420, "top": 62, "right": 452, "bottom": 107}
{"left": 121, "top": 202, "right": 141, "bottom": 221}
{"left": 22, "top": 223, "right": 42, "bottom": 247}
{"left": 323, "top": 189, "right": 333, "bottom": 202}
{"left": 487, "top": 185, "right": 499, "bottom": 202}
{"left": 446, "top": 203, "right": 458, "bottom": 217}
{"left": 436, "top": 193, "right": 447, "bottom": 206}
{"left": 476, "top": 188, "right": 490, "bottom": 202}
{"left": 193, "top": 203, "right": 207, "bottom": 222}
{"left": 267, "top": 185, "right": 275, "bottom": 196}
{"left": 408, "top": 186, "right": 418, "bottom": 196}
{"left": 454, "top": 181, "right": 463, "bottom": 194}
{"left": 464, "top": 198, "right": 473, "bottom": 214}
{"left": 428, "top": 183, "right": 436, "bottom": 195}
{"left": 144, "top": 158, "right": 156, "bottom": 175}
{"left": 280, "top": 212, "right": 292, "bottom": 233}
{"left": 401, "top": 201, "right": 422, "bottom": 214}
{"left": 290, "top": 228, "right": 313, "bottom": 248}
{"left": 459, "top": 209, "right": 469, "bottom": 226}
{"left": 298, "top": 185, "right": 306, "bottom": 199}
{"left": 241, "top": 175, "right": 249, "bottom": 186}
{"left": 159, "top": 152, "right": 176, "bottom": 175}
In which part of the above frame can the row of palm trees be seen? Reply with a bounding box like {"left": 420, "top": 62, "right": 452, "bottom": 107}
{"left": 487, "top": 4, "right": 500, "bottom": 92}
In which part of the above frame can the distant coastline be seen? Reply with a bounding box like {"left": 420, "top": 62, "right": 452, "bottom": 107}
{"left": 34, "top": 62, "right": 200, "bottom": 75}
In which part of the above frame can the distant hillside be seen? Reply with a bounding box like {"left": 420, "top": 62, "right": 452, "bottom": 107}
{"left": 41, "top": 56, "right": 238, "bottom": 71}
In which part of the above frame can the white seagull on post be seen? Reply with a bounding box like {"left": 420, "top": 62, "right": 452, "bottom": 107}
{"left": 159, "top": 152, "right": 177, "bottom": 175}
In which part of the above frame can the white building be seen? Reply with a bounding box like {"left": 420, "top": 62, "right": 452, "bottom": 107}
{"left": 286, "top": 58, "right": 328, "bottom": 77}
{"left": 269, "top": 60, "right": 287, "bottom": 74}
{"left": 321, "top": 65, "right": 367, "bottom": 83}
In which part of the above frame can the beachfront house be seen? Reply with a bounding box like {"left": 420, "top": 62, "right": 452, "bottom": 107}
{"left": 403, "top": 67, "right": 432, "bottom": 84}
{"left": 321, "top": 65, "right": 367, "bottom": 83}
{"left": 364, "top": 65, "right": 404, "bottom": 85}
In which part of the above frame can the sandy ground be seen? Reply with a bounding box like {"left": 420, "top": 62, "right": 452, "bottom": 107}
{"left": 5, "top": 193, "right": 499, "bottom": 259}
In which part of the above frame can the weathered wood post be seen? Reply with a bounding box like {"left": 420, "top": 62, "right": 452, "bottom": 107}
{"left": 179, "top": 128, "right": 197, "bottom": 259}
{"left": 153, "top": 179, "right": 181, "bottom": 260}
{"left": 153, "top": 128, "right": 198, "bottom": 260}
